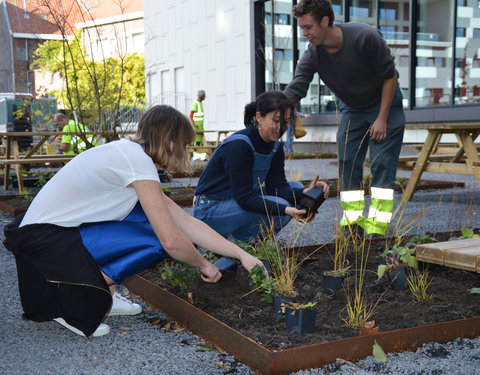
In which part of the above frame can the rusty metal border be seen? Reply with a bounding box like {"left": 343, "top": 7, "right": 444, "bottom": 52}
{"left": 124, "top": 274, "right": 480, "bottom": 375}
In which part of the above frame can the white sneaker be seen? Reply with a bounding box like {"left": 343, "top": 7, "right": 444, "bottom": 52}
{"left": 54, "top": 318, "right": 110, "bottom": 337}
{"left": 109, "top": 291, "right": 142, "bottom": 316}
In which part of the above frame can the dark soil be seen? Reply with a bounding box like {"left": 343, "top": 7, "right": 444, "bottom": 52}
{"left": 140, "top": 232, "right": 480, "bottom": 351}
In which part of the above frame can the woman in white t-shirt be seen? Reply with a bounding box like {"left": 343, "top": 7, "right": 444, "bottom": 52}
{"left": 4, "top": 105, "right": 265, "bottom": 338}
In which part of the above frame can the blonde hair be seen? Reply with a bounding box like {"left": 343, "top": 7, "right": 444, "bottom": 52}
{"left": 134, "top": 105, "right": 194, "bottom": 174}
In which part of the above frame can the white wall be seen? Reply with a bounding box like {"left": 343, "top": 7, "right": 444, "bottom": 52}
{"left": 144, "top": 0, "right": 254, "bottom": 133}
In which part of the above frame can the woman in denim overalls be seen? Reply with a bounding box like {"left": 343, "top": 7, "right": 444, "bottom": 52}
{"left": 193, "top": 91, "right": 329, "bottom": 270}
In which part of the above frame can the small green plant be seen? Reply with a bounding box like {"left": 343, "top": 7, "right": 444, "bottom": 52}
{"left": 407, "top": 233, "right": 437, "bottom": 246}
{"left": 32, "top": 171, "right": 54, "bottom": 188}
{"left": 377, "top": 245, "right": 418, "bottom": 279}
{"left": 247, "top": 264, "right": 274, "bottom": 302}
{"left": 450, "top": 227, "right": 480, "bottom": 241}
{"left": 161, "top": 185, "right": 171, "bottom": 194}
{"left": 158, "top": 260, "right": 200, "bottom": 291}
{"left": 285, "top": 301, "right": 317, "bottom": 310}
{"left": 407, "top": 269, "right": 433, "bottom": 302}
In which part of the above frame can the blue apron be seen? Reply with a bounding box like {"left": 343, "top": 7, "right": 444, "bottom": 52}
{"left": 79, "top": 202, "right": 169, "bottom": 284}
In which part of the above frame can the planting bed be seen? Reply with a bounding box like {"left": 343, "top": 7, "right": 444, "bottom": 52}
{"left": 129, "top": 232, "right": 480, "bottom": 373}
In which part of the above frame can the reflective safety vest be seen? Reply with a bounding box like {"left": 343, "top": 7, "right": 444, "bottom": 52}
{"left": 340, "top": 187, "right": 394, "bottom": 235}
{"left": 192, "top": 100, "right": 204, "bottom": 125}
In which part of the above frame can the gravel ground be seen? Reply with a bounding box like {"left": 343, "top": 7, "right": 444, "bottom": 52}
{"left": 1, "top": 158, "right": 480, "bottom": 374}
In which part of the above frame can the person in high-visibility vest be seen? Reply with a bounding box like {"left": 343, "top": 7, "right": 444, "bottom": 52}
{"left": 54, "top": 112, "right": 97, "bottom": 154}
{"left": 190, "top": 90, "right": 207, "bottom": 161}
{"left": 284, "top": 0, "right": 405, "bottom": 236}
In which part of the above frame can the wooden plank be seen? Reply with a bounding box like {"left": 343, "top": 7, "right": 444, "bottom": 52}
{"left": 444, "top": 247, "right": 480, "bottom": 271}
{"left": 0, "top": 158, "right": 74, "bottom": 164}
{"left": 422, "top": 162, "right": 471, "bottom": 174}
{"left": 416, "top": 238, "right": 480, "bottom": 268}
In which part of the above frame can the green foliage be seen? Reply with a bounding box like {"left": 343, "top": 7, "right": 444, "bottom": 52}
{"left": 33, "top": 32, "right": 145, "bottom": 127}
{"left": 377, "top": 245, "right": 418, "bottom": 279}
{"left": 248, "top": 264, "right": 274, "bottom": 302}
{"left": 449, "top": 227, "right": 480, "bottom": 241}
{"left": 470, "top": 288, "right": 480, "bottom": 294}
{"left": 32, "top": 171, "right": 55, "bottom": 188}
{"left": 407, "top": 233, "right": 437, "bottom": 246}
{"left": 407, "top": 269, "right": 433, "bottom": 302}
{"left": 286, "top": 301, "right": 317, "bottom": 310}
{"left": 235, "top": 240, "right": 278, "bottom": 261}
{"left": 158, "top": 261, "right": 200, "bottom": 291}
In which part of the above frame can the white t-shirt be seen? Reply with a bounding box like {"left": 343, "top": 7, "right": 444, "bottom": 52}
{"left": 20, "top": 139, "right": 160, "bottom": 227}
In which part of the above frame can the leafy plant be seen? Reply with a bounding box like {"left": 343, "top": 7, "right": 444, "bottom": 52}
{"left": 247, "top": 264, "right": 274, "bottom": 302}
{"left": 158, "top": 261, "right": 200, "bottom": 291}
{"left": 285, "top": 301, "right": 317, "bottom": 310}
{"left": 407, "top": 233, "right": 437, "bottom": 246}
{"left": 32, "top": 171, "right": 54, "bottom": 188}
{"left": 407, "top": 269, "right": 433, "bottom": 302}
{"left": 377, "top": 245, "right": 418, "bottom": 279}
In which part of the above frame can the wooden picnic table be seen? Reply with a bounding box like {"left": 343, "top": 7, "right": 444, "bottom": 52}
{"left": 0, "top": 131, "right": 133, "bottom": 193}
{"left": 190, "top": 130, "right": 231, "bottom": 159}
{"left": 398, "top": 123, "right": 480, "bottom": 201}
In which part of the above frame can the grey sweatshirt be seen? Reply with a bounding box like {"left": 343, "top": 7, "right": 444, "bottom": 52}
{"left": 285, "top": 22, "right": 397, "bottom": 109}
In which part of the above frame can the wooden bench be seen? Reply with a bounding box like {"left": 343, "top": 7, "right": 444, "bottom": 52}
{"left": 416, "top": 238, "right": 480, "bottom": 273}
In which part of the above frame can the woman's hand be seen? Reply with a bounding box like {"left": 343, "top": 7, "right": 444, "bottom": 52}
{"left": 238, "top": 252, "right": 269, "bottom": 278}
{"left": 199, "top": 262, "right": 222, "bottom": 283}
{"left": 285, "top": 206, "right": 314, "bottom": 221}
{"left": 303, "top": 175, "right": 330, "bottom": 198}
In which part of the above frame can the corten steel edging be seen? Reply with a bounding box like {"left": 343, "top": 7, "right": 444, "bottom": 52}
{"left": 123, "top": 276, "right": 273, "bottom": 374}
{"left": 125, "top": 274, "right": 480, "bottom": 375}
{"left": 125, "top": 274, "right": 480, "bottom": 374}
{"left": 269, "top": 316, "right": 480, "bottom": 374}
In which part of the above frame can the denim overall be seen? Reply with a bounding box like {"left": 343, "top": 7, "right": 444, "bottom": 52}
{"left": 79, "top": 202, "right": 169, "bottom": 284}
{"left": 193, "top": 134, "right": 303, "bottom": 243}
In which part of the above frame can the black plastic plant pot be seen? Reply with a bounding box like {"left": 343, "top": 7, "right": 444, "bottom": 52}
{"left": 273, "top": 295, "right": 295, "bottom": 321}
{"left": 386, "top": 267, "right": 408, "bottom": 291}
{"left": 322, "top": 272, "right": 344, "bottom": 298}
{"left": 285, "top": 307, "right": 316, "bottom": 334}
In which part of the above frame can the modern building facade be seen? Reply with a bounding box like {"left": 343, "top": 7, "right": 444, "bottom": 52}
{"left": 144, "top": 0, "right": 480, "bottom": 145}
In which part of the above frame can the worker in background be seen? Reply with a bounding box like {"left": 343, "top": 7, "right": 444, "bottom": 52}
{"left": 190, "top": 90, "right": 207, "bottom": 161}
{"left": 54, "top": 112, "right": 97, "bottom": 154}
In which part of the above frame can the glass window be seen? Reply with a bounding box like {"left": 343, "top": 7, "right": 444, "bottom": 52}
{"left": 276, "top": 14, "right": 290, "bottom": 25}
{"left": 380, "top": 0, "right": 410, "bottom": 108}
{"left": 456, "top": 27, "right": 466, "bottom": 37}
{"left": 455, "top": 0, "right": 480, "bottom": 104}
{"left": 350, "top": 0, "right": 376, "bottom": 25}
{"left": 415, "top": 0, "right": 453, "bottom": 107}
{"left": 264, "top": 1, "right": 294, "bottom": 91}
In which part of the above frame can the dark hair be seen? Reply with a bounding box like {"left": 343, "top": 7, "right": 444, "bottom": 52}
{"left": 244, "top": 91, "right": 294, "bottom": 134}
{"left": 293, "top": 0, "right": 334, "bottom": 26}
{"left": 135, "top": 105, "right": 195, "bottom": 173}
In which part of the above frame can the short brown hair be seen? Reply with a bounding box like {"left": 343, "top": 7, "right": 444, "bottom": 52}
{"left": 135, "top": 105, "right": 195, "bottom": 174}
{"left": 293, "top": 0, "right": 335, "bottom": 27}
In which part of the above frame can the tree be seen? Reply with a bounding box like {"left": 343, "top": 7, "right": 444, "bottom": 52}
{"left": 32, "top": 0, "right": 145, "bottom": 143}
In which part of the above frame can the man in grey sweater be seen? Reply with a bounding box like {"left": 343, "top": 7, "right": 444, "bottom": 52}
{"left": 284, "top": 0, "right": 405, "bottom": 236}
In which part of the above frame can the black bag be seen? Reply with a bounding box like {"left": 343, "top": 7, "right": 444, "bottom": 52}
{"left": 299, "top": 187, "right": 325, "bottom": 214}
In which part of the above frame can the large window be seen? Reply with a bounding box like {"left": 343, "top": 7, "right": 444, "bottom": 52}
{"left": 258, "top": 0, "right": 480, "bottom": 113}
{"left": 454, "top": 0, "right": 480, "bottom": 105}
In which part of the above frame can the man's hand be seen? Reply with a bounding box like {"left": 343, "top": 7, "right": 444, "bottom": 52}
{"left": 369, "top": 119, "right": 387, "bottom": 143}
{"left": 303, "top": 175, "right": 330, "bottom": 198}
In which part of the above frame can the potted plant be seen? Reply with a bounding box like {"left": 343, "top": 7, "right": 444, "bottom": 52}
{"left": 284, "top": 302, "right": 317, "bottom": 334}
{"left": 323, "top": 225, "right": 351, "bottom": 298}
{"left": 235, "top": 240, "right": 275, "bottom": 277}
{"left": 377, "top": 245, "right": 418, "bottom": 291}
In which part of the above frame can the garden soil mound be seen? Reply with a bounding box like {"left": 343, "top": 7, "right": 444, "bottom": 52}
{"left": 141, "top": 233, "right": 480, "bottom": 351}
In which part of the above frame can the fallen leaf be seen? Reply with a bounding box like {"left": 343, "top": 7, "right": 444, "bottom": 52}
{"left": 188, "top": 292, "right": 194, "bottom": 304}
{"left": 178, "top": 338, "right": 190, "bottom": 345}
{"left": 196, "top": 345, "right": 212, "bottom": 352}
{"left": 214, "top": 361, "right": 229, "bottom": 369}
{"left": 470, "top": 287, "right": 480, "bottom": 294}
{"left": 147, "top": 317, "right": 161, "bottom": 324}
{"left": 118, "top": 332, "right": 128, "bottom": 338}
{"left": 173, "top": 327, "right": 185, "bottom": 333}
{"left": 373, "top": 340, "right": 388, "bottom": 362}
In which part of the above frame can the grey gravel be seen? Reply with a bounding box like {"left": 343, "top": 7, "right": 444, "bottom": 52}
{"left": 2, "top": 158, "right": 480, "bottom": 374}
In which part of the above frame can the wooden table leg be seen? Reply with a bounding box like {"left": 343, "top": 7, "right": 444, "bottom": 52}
{"left": 404, "top": 130, "right": 440, "bottom": 201}
{"left": 3, "top": 136, "right": 11, "bottom": 191}
{"left": 457, "top": 131, "right": 480, "bottom": 186}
